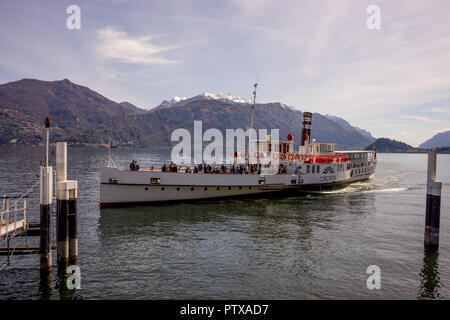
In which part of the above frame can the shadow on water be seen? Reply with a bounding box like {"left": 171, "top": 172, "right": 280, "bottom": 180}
{"left": 417, "top": 248, "right": 441, "bottom": 300}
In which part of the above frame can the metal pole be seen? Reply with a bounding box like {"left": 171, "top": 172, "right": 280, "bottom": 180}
{"left": 424, "top": 149, "right": 442, "bottom": 249}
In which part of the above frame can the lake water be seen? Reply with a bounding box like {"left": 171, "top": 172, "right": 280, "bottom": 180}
{"left": 0, "top": 146, "right": 449, "bottom": 299}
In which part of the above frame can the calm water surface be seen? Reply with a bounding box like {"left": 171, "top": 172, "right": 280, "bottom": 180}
{"left": 0, "top": 146, "right": 449, "bottom": 299}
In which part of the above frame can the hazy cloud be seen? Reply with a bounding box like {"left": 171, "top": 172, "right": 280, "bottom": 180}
{"left": 96, "top": 27, "right": 179, "bottom": 65}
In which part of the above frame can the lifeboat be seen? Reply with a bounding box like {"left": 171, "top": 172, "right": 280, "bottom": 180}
{"left": 315, "top": 157, "right": 333, "bottom": 164}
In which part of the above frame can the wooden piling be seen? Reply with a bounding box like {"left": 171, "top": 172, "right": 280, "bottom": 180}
{"left": 40, "top": 116, "right": 53, "bottom": 275}
{"left": 40, "top": 165, "right": 53, "bottom": 274}
{"left": 68, "top": 188, "right": 78, "bottom": 263}
{"left": 56, "top": 142, "right": 69, "bottom": 266}
{"left": 424, "top": 149, "right": 442, "bottom": 249}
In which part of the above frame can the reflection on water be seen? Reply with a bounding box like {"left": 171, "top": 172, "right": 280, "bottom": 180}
{"left": 98, "top": 191, "right": 375, "bottom": 239}
{"left": 418, "top": 249, "right": 440, "bottom": 300}
{"left": 38, "top": 272, "right": 52, "bottom": 300}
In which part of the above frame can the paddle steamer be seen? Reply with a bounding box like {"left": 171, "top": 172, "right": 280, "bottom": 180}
{"left": 100, "top": 87, "right": 376, "bottom": 207}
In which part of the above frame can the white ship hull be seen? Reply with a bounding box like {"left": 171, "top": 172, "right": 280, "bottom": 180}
{"left": 100, "top": 161, "right": 375, "bottom": 207}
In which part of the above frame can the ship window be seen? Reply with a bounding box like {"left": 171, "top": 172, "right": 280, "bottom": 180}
{"left": 307, "top": 165, "right": 310, "bottom": 174}
{"left": 249, "top": 186, "right": 252, "bottom": 189}
{"left": 204, "top": 187, "right": 208, "bottom": 191}
{"left": 317, "top": 165, "right": 320, "bottom": 174}
{"left": 150, "top": 178, "right": 161, "bottom": 185}
{"left": 228, "top": 186, "right": 231, "bottom": 190}
{"left": 176, "top": 187, "right": 180, "bottom": 191}
{"left": 217, "top": 187, "right": 220, "bottom": 190}
{"left": 145, "top": 187, "right": 148, "bottom": 191}
{"left": 291, "top": 179, "right": 296, "bottom": 184}
{"left": 239, "top": 186, "right": 242, "bottom": 190}
{"left": 258, "top": 180, "right": 265, "bottom": 185}
{"left": 161, "top": 187, "right": 165, "bottom": 191}
{"left": 191, "top": 187, "right": 194, "bottom": 191}
{"left": 312, "top": 166, "right": 315, "bottom": 174}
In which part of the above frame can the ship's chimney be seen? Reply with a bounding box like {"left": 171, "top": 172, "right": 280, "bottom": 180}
{"left": 300, "top": 112, "right": 312, "bottom": 146}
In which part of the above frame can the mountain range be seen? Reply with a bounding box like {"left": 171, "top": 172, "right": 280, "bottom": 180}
{"left": 1, "top": 78, "right": 380, "bottom": 149}
{"left": 419, "top": 130, "right": 450, "bottom": 149}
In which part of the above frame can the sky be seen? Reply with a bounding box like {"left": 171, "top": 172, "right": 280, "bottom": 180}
{"left": 1, "top": 0, "right": 449, "bottom": 147}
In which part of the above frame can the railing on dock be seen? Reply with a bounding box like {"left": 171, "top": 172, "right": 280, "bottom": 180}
{"left": 0, "top": 195, "right": 28, "bottom": 241}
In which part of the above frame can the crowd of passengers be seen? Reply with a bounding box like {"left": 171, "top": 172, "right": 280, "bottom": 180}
{"left": 130, "top": 160, "right": 302, "bottom": 174}
{"left": 160, "top": 162, "right": 291, "bottom": 174}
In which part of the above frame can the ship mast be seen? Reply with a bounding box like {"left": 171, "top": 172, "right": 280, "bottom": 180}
{"left": 246, "top": 81, "right": 258, "bottom": 165}
{"left": 249, "top": 81, "right": 258, "bottom": 134}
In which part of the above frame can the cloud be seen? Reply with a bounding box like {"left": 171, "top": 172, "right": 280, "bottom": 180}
{"left": 96, "top": 27, "right": 179, "bottom": 65}
{"left": 401, "top": 116, "right": 441, "bottom": 123}
{"left": 428, "top": 107, "right": 450, "bottom": 114}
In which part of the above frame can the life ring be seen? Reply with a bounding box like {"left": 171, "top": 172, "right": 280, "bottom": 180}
{"left": 280, "top": 154, "right": 287, "bottom": 161}
{"left": 294, "top": 154, "right": 300, "bottom": 160}
{"left": 288, "top": 154, "right": 294, "bottom": 161}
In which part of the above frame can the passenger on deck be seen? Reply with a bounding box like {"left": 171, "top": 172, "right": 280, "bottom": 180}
{"left": 193, "top": 165, "right": 199, "bottom": 173}
{"left": 230, "top": 164, "right": 236, "bottom": 174}
{"left": 162, "top": 162, "right": 167, "bottom": 172}
{"left": 198, "top": 163, "right": 203, "bottom": 172}
{"left": 185, "top": 166, "right": 192, "bottom": 173}
{"left": 130, "top": 160, "right": 139, "bottom": 171}
{"left": 220, "top": 164, "right": 227, "bottom": 173}
{"left": 169, "top": 163, "right": 178, "bottom": 172}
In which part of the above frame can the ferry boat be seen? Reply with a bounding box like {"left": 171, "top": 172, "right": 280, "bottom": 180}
{"left": 100, "top": 88, "right": 376, "bottom": 207}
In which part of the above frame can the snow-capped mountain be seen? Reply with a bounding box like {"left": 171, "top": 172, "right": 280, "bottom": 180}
{"left": 152, "top": 92, "right": 253, "bottom": 111}
{"left": 151, "top": 92, "right": 300, "bottom": 112}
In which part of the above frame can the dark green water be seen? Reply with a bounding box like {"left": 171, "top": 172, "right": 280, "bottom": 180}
{"left": 0, "top": 146, "right": 449, "bottom": 299}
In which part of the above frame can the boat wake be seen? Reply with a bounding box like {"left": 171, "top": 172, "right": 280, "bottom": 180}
{"left": 308, "top": 185, "right": 408, "bottom": 195}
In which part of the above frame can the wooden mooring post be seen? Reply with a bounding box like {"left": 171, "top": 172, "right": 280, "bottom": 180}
{"left": 56, "top": 142, "right": 78, "bottom": 265}
{"left": 56, "top": 142, "right": 69, "bottom": 266}
{"left": 40, "top": 117, "right": 53, "bottom": 274}
{"left": 424, "top": 149, "right": 442, "bottom": 249}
